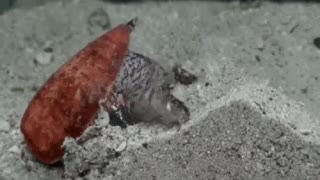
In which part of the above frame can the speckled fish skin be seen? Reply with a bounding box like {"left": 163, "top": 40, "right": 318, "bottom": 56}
{"left": 115, "top": 51, "right": 190, "bottom": 128}
{"left": 20, "top": 18, "right": 136, "bottom": 165}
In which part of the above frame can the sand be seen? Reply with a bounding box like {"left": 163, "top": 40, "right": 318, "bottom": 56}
{"left": 0, "top": 1, "right": 320, "bottom": 180}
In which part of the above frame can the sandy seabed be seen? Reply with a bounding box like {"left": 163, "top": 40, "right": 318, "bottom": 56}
{"left": 1, "top": 1, "right": 320, "bottom": 180}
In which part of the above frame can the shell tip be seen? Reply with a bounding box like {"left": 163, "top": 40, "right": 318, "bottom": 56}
{"left": 126, "top": 17, "right": 138, "bottom": 32}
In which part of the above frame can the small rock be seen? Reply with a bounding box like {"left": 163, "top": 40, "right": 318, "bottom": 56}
{"left": 88, "top": 8, "right": 110, "bottom": 30}
{"left": 0, "top": 121, "right": 10, "bottom": 132}
{"left": 115, "top": 141, "right": 127, "bottom": 152}
{"left": 43, "top": 47, "right": 53, "bottom": 53}
{"left": 314, "top": 37, "right": 320, "bottom": 49}
{"left": 10, "top": 87, "right": 24, "bottom": 93}
{"left": 34, "top": 52, "right": 53, "bottom": 65}
{"left": 8, "top": 145, "right": 20, "bottom": 155}
{"left": 256, "top": 38, "right": 264, "bottom": 50}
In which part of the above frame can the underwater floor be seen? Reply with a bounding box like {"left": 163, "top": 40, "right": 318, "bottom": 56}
{"left": 0, "top": 1, "right": 320, "bottom": 179}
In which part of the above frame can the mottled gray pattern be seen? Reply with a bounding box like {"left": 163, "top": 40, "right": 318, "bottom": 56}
{"left": 115, "top": 51, "right": 189, "bottom": 128}
{"left": 115, "top": 51, "right": 168, "bottom": 102}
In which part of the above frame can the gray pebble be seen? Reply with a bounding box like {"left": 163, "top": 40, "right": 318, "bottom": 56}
{"left": 34, "top": 52, "right": 53, "bottom": 65}
{"left": 88, "top": 8, "right": 110, "bottom": 30}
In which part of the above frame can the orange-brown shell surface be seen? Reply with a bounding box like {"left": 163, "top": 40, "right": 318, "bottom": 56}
{"left": 21, "top": 19, "right": 135, "bottom": 165}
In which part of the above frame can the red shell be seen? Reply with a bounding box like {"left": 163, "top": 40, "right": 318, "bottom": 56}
{"left": 21, "top": 19, "right": 134, "bottom": 165}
